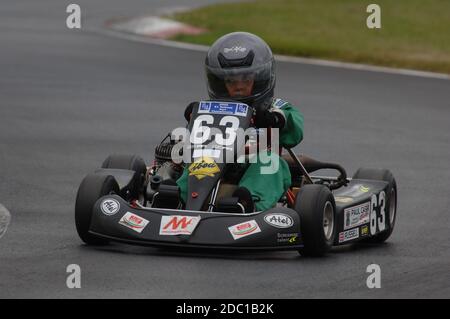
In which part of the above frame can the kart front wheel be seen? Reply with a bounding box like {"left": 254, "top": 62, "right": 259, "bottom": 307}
{"left": 295, "top": 184, "right": 336, "bottom": 257}
{"left": 75, "top": 174, "right": 119, "bottom": 245}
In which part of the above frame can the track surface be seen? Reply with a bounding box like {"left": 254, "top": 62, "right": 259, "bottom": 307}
{"left": 1, "top": 1, "right": 450, "bottom": 298}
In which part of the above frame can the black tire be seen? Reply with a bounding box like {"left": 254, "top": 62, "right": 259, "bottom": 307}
{"left": 101, "top": 154, "right": 147, "bottom": 198}
{"left": 75, "top": 174, "right": 119, "bottom": 245}
{"left": 295, "top": 184, "right": 336, "bottom": 257}
{"left": 353, "top": 168, "right": 397, "bottom": 243}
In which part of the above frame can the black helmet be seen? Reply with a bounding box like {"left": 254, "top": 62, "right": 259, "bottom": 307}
{"left": 205, "top": 32, "right": 275, "bottom": 111}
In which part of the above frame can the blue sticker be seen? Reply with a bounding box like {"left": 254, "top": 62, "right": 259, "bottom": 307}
{"left": 199, "top": 103, "right": 210, "bottom": 111}
{"left": 237, "top": 104, "right": 248, "bottom": 115}
{"left": 198, "top": 101, "right": 248, "bottom": 117}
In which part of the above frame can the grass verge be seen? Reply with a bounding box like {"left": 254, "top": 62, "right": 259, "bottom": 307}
{"left": 170, "top": 0, "right": 450, "bottom": 74}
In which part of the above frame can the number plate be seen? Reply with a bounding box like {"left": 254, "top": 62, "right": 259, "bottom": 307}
{"left": 198, "top": 101, "right": 248, "bottom": 117}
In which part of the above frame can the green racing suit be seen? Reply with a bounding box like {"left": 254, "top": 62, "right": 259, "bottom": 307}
{"left": 176, "top": 98, "right": 304, "bottom": 211}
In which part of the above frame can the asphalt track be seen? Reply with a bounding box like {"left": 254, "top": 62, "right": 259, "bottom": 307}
{"left": 1, "top": 1, "right": 450, "bottom": 298}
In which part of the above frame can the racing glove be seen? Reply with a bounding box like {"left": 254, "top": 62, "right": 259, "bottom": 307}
{"left": 256, "top": 108, "right": 286, "bottom": 129}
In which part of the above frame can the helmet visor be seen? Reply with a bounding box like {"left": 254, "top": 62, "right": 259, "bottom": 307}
{"left": 206, "top": 60, "right": 274, "bottom": 100}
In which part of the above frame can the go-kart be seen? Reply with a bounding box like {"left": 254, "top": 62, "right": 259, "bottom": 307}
{"left": 75, "top": 101, "right": 397, "bottom": 256}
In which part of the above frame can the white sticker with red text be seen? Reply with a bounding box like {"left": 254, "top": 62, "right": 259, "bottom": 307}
{"left": 119, "top": 212, "right": 149, "bottom": 233}
{"left": 344, "top": 202, "right": 370, "bottom": 230}
{"left": 159, "top": 215, "right": 201, "bottom": 235}
{"left": 339, "top": 228, "right": 360, "bottom": 243}
{"left": 228, "top": 220, "right": 261, "bottom": 240}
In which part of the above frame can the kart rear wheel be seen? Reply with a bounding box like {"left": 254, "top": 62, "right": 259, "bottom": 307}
{"left": 353, "top": 168, "right": 397, "bottom": 243}
{"left": 75, "top": 174, "right": 119, "bottom": 245}
{"left": 101, "top": 154, "right": 147, "bottom": 198}
{"left": 295, "top": 184, "right": 336, "bottom": 257}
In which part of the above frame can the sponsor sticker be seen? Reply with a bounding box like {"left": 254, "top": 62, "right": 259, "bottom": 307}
{"left": 361, "top": 225, "right": 369, "bottom": 237}
{"left": 339, "top": 228, "right": 360, "bottom": 243}
{"left": 188, "top": 157, "right": 220, "bottom": 180}
{"left": 224, "top": 46, "right": 247, "bottom": 53}
{"left": 118, "top": 212, "right": 149, "bottom": 233}
{"left": 360, "top": 186, "right": 370, "bottom": 193}
{"left": 100, "top": 198, "right": 120, "bottom": 216}
{"left": 228, "top": 220, "right": 261, "bottom": 240}
{"left": 277, "top": 232, "right": 299, "bottom": 244}
{"left": 344, "top": 202, "right": 371, "bottom": 230}
{"left": 264, "top": 213, "right": 294, "bottom": 228}
{"left": 159, "top": 215, "right": 201, "bottom": 236}
{"left": 198, "top": 101, "right": 248, "bottom": 117}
